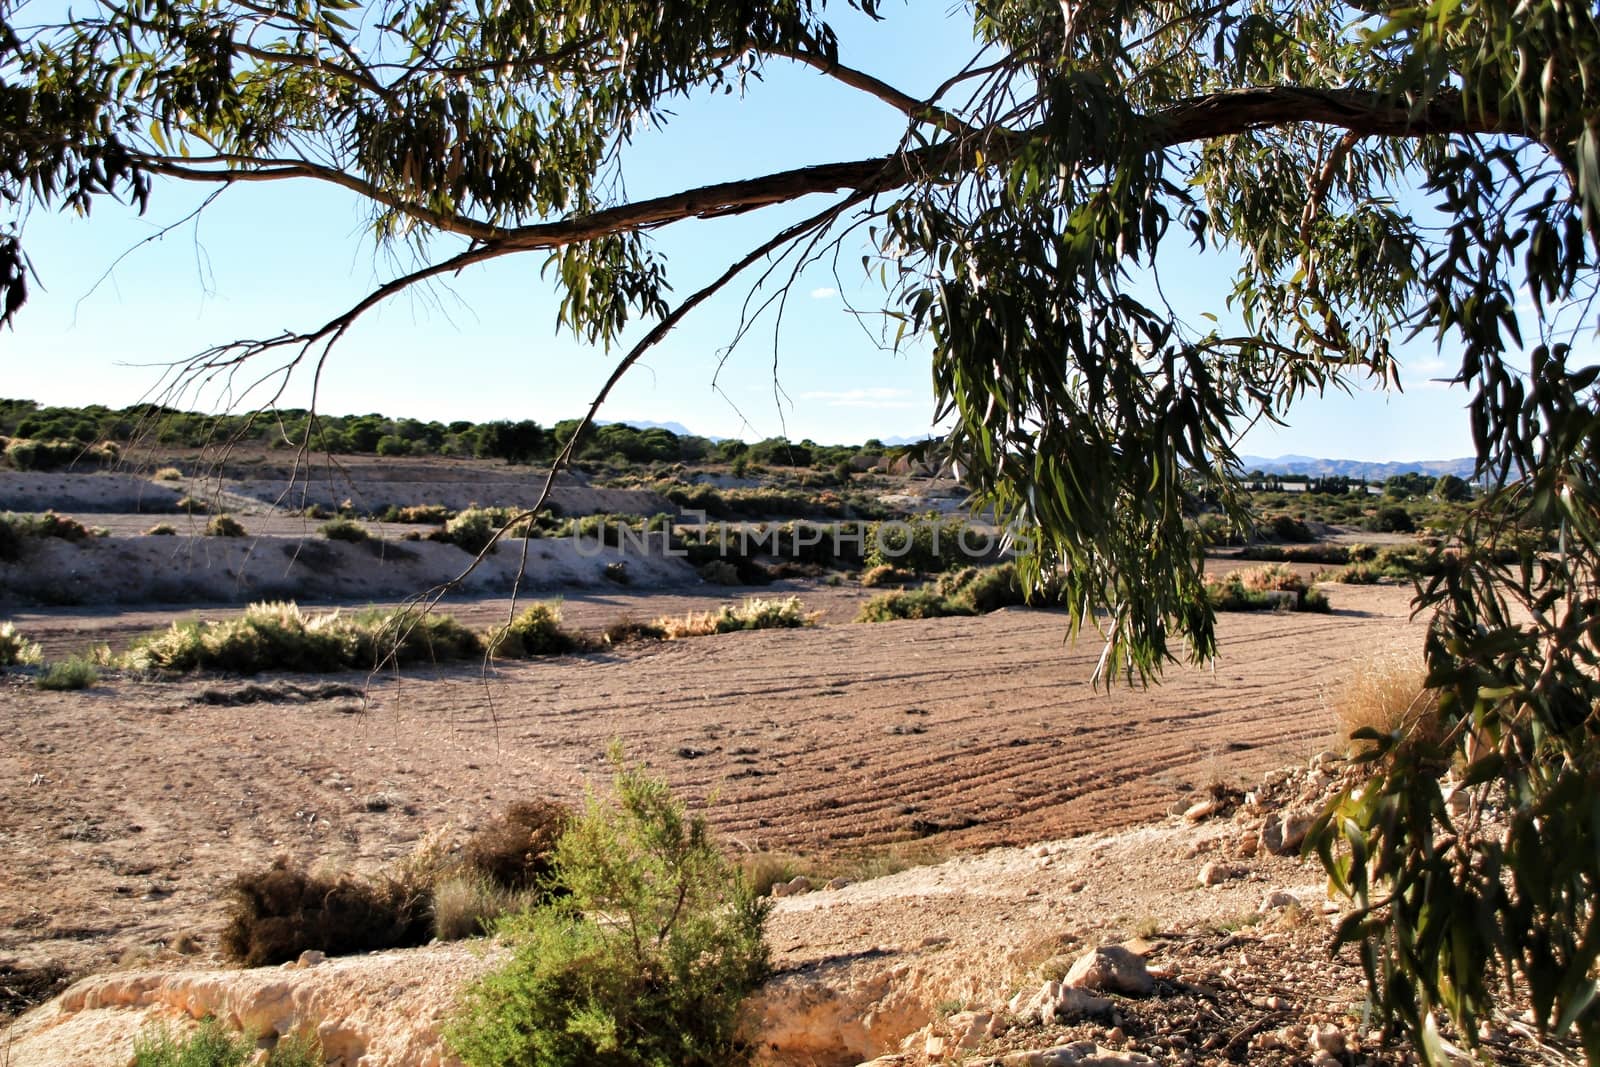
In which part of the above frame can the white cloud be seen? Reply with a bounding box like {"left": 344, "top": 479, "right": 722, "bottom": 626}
{"left": 799, "top": 387, "right": 920, "bottom": 410}
{"left": 809, "top": 286, "right": 838, "bottom": 300}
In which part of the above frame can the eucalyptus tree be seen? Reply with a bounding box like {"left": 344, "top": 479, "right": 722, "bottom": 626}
{"left": 3, "top": 0, "right": 1599, "bottom": 1056}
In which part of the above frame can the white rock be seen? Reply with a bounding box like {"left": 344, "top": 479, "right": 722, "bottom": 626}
{"left": 1260, "top": 890, "right": 1300, "bottom": 911}
{"left": 1182, "top": 799, "right": 1219, "bottom": 822}
{"left": 1198, "top": 861, "right": 1242, "bottom": 886}
{"left": 1311, "top": 1024, "right": 1346, "bottom": 1055}
{"left": 294, "top": 950, "right": 324, "bottom": 969}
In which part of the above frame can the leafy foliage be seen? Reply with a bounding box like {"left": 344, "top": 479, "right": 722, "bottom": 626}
{"left": 36, "top": 656, "right": 98, "bottom": 690}
{"left": 486, "top": 603, "right": 582, "bottom": 657}
{"left": 447, "top": 753, "right": 769, "bottom": 1067}
{"left": 133, "top": 1019, "right": 321, "bottom": 1067}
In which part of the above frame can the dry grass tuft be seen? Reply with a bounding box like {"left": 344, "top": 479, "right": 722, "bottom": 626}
{"left": 462, "top": 799, "right": 572, "bottom": 891}
{"left": 656, "top": 595, "right": 818, "bottom": 638}
{"left": 1331, "top": 653, "right": 1441, "bottom": 756}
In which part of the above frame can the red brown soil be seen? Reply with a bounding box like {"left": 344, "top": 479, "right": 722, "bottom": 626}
{"left": 0, "top": 580, "right": 1421, "bottom": 989}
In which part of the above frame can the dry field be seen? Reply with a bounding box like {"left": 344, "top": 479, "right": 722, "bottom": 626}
{"left": 0, "top": 579, "right": 1420, "bottom": 988}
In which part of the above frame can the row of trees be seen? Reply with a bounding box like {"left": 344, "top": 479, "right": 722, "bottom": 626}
{"left": 0, "top": 399, "right": 891, "bottom": 472}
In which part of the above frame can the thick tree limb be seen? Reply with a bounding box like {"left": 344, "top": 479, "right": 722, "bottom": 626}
{"left": 131, "top": 84, "right": 1523, "bottom": 260}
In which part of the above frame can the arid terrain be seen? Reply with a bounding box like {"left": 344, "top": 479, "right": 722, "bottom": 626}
{"left": 0, "top": 450, "right": 1460, "bottom": 1065}
{"left": 2, "top": 579, "right": 1416, "bottom": 979}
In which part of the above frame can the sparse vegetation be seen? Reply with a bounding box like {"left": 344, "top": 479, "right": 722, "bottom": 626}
{"left": 656, "top": 596, "right": 817, "bottom": 638}
{"left": 132, "top": 1019, "right": 321, "bottom": 1067}
{"left": 1204, "top": 565, "right": 1330, "bottom": 613}
{"left": 0, "top": 621, "right": 43, "bottom": 666}
{"left": 175, "top": 495, "right": 208, "bottom": 514}
{"left": 144, "top": 522, "right": 178, "bottom": 536}
{"left": 153, "top": 467, "right": 184, "bottom": 482}
{"left": 486, "top": 603, "right": 582, "bottom": 657}
{"left": 204, "top": 514, "right": 246, "bottom": 537}
{"left": 856, "top": 563, "right": 1053, "bottom": 623}
{"left": 860, "top": 563, "right": 915, "bottom": 587}
{"left": 36, "top": 656, "right": 98, "bottom": 690}
{"left": 318, "top": 517, "right": 371, "bottom": 543}
{"left": 447, "top": 754, "right": 769, "bottom": 1067}
{"left": 120, "top": 601, "right": 482, "bottom": 674}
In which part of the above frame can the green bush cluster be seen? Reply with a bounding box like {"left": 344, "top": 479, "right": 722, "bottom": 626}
{"left": 488, "top": 603, "right": 583, "bottom": 657}
{"left": 120, "top": 602, "right": 483, "bottom": 674}
{"left": 204, "top": 515, "right": 247, "bottom": 537}
{"left": 318, "top": 517, "right": 371, "bottom": 543}
{"left": 855, "top": 563, "right": 1051, "bottom": 623}
{"left": 36, "top": 656, "right": 98, "bottom": 690}
{"left": 1267, "top": 513, "right": 1315, "bottom": 542}
{"left": 4, "top": 437, "right": 118, "bottom": 471}
{"left": 133, "top": 1018, "right": 321, "bottom": 1067}
{"left": 1204, "top": 564, "right": 1330, "bottom": 613}
{"left": 0, "top": 510, "right": 92, "bottom": 560}
{"left": 447, "top": 754, "right": 769, "bottom": 1067}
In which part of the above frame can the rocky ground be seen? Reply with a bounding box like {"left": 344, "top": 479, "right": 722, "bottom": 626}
{"left": 2, "top": 752, "right": 1558, "bottom": 1066}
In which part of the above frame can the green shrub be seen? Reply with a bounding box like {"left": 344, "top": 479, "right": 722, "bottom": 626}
{"left": 860, "top": 563, "right": 914, "bottom": 587}
{"left": 447, "top": 754, "right": 770, "bottom": 1067}
{"left": 855, "top": 587, "right": 974, "bottom": 622}
{"left": 132, "top": 1017, "right": 322, "bottom": 1067}
{"left": 1366, "top": 505, "right": 1416, "bottom": 533}
{"left": 697, "top": 559, "right": 742, "bottom": 585}
{"left": 487, "top": 603, "right": 581, "bottom": 657}
{"left": 204, "top": 515, "right": 246, "bottom": 537}
{"left": 132, "top": 1017, "right": 251, "bottom": 1067}
{"left": 603, "top": 560, "right": 630, "bottom": 584}
{"left": 0, "top": 621, "right": 43, "bottom": 666}
{"left": 1268, "top": 513, "right": 1314, "bottom": 542}
{"left": 319, "top": 517, "right": 371, "bottom": 543}
{"left": 1235, "top": 543, "right": 1351, "bottom": 565}
{"left": 145, "top": 523, "right": 178, "bottom": 536}
{"left": 36, "top": 656, "right": 98, "bottom": 691}
{"left": 1203, "top": 564, "right": 1330, "bottom": 613}
{"left": 121, "top": 602, "right": 482, "bottom": 674}
{"left": 176, "top": 495, "right": 209, "bottom": 514}
{"left": 438, "top": 507, "right": 501, "bottom": 554}
{"left": 393, "top": 504, "right": 451, "bottom": 524}
{"left": 153, "top": 466, "right": 184, "bottom": 482}
{"left": 5, "top": 438, "right": 86, "bottom": 471}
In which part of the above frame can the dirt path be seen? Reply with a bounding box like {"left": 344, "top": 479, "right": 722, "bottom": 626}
{"left": 0, "top": 582, "right": 1419, "bottom": 983}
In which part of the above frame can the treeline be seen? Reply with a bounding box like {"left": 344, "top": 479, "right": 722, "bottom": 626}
{"left": 0, "top": 398, "right": 904, "bottom": 472}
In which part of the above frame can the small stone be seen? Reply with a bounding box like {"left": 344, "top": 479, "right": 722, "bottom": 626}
{"left": 770, "top": 875, "right": 812, "bottom": 898}
{"left": 824, "top": 877, "right": 851, "bottom": 891}
{"left": 1106, "top": 1026, "right": 1126, "bottom": 1046}
{"left": 1064, "top": 945, "right": 1154, "bottom": 996}
{"left": 1183, "top": 799, "right": 1219, "bottom": 822}
{"left": 1260, "top": 890, "right": 1300, "bottom": 911}
{"left": 1199, "top": 861, "right": 1242, "bottom": 886}
{"left": 1264, "top": 808, "right": 1316, "bottom": 855}
{"left": 1311, "top": 1025, "right": 1346, "bottom": 1055}
{"left": 295, "top": 949, "right": 324, "bottom": 969}
{"left": 924, "top": 1034, "right": 947, "bottom": 1058}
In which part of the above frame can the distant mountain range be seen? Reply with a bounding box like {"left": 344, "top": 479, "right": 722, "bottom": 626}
{"left": 1238, "top": 454, "right": 1477, "bottom": 479}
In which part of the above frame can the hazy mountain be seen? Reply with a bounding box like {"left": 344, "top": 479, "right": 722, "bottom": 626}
{"left": 1237, "top": 454, "right": 1477, "bottom": 479}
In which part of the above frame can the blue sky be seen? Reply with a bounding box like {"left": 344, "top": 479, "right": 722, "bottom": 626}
{"left": 2, "top": 3, "right": 1492, "bottom": 458}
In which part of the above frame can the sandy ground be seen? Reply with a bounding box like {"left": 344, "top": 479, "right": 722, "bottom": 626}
{"left": 0, "top": 581, "right": 1421, "bottom": 985}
